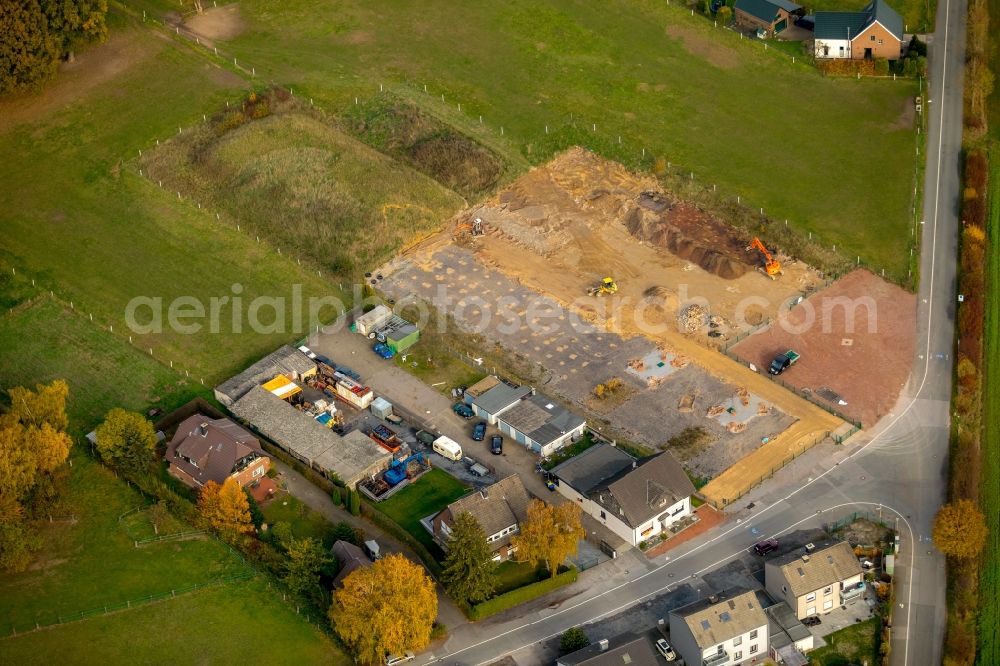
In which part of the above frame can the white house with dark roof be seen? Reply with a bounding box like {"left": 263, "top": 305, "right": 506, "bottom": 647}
{"left": 431, "top": 474, "right": 531, "bottom": 560}
{"left": 669, "top": 588, "right": 769, "bottom": 666}
{"left": 551, "top": 443, "right": 695, "bottom": 547}
{"left": 814, "top": 0, "right": 905, "bottom": 60}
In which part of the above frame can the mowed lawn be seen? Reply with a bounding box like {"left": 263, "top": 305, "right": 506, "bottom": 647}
{"left": 0, "top": 578, "right": 347, "bottom": 665}
{"left": 807, "top": 618, "right": 880, "bottom": 665}
{"left": 378, "top": 469, "right": 468, "bottom": 552}
{"left": 0, "top": 15, "right": 346, "bottom": 386}
{"left": 131, "top": 0, "right": 919, "bottom": 275}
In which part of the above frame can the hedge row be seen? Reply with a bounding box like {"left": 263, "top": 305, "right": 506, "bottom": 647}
{"left": 469, "top": 567, "right": 578, "bottom": 621}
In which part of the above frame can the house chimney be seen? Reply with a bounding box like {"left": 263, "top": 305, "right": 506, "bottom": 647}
{"left": 632, "top": 460, "right": 637, "bottom": 469}
{"left": 598, "top": 639, "right": 609, "bottom": 652}
{"left": 709, "top": 594, "right": 719, "bottom": 604}
{"left": 198, "top": 423, "right": 209, "bottom": 437}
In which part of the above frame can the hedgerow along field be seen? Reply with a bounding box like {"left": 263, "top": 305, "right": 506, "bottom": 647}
{"left": 128, "top": 0, "right": 921, "bottom": 277}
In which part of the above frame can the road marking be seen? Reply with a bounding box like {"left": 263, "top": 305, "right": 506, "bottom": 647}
{"left": 429, "top": 0, "right": 956, "bottom": 660}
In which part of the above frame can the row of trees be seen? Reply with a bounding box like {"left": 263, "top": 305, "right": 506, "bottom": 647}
{"left": 441, "top": 499, "right": 585, "bottom": 606}
{"left": 0, "top": 0, "right": 109, "bottom": 94}
{"left": 0, "top": 380, "right": 73, "bottom": 571}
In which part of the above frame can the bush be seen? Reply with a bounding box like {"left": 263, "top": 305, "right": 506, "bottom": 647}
{"left": 560, "top": 627, "right": 591, "bottom": 654}
{"left": 469, "top": 567, "right": 578, "bottom": 620}
{"left": 330, "top": 486, "right": 342, "bottom": 506}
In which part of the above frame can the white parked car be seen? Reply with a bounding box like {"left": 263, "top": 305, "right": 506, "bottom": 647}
{"left": 655, "top": 638, "right": 676, "bottom": 661}
{"left": 385, "top": 652, "right": 414, "bottom": 666}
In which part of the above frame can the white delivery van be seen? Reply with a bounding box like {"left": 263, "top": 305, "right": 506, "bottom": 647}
{"left": 432, "top": 436, "right": 463, "bottom": 461}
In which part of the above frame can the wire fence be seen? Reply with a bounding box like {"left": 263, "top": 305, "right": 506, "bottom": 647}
{"left": 708, "top": 432, "right": 829, "bottom": 508}
{"left": 1, "top": 571, "right": 256, "bottom": 639}
{"left": 825, "top": 510, "right": 898, "bottom": 535}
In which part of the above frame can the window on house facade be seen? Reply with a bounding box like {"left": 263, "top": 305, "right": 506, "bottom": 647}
{"left": 750, "top": 644, "right": 758, "bottom": 654}
{"left": 806, "top": 593, "right": 816, "bottom": 602}
{"left": 879, "top": 39, "right": 884, "bottom": 44}
{"left": 871, "top": 34, "right": 876, "bottom": 41}
{"left": 807, "top": 606, "right": 816, "bottom": 616}
{"left": 824, "top": 586, "right": 832, "bottom": 595}
{"left": 734, "top": 651, "right": 743, "bottom": 660}
{"left": 749, "top": 629, "right": 758, "bottom": 640}
{"left": 733, "top": 636, "right": 742, "bottom": 646}
{"left": 824, "top": 600, "right": 834, "bottom": 610}
{"left": 717, "top": 645, "right": 725, "bottom": 655}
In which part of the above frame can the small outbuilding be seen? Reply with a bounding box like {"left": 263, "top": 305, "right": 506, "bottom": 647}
{"left": 353, "top": 305, "right": 393, "bottom": 337}
{"left": 734, "top": 0, "right": 805, "bottom": 36}
{"left": 386, "top": 323, "right": 420, "bottom": 353}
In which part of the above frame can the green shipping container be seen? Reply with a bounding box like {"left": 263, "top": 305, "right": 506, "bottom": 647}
{"left": 387, "top": 324, "right": 420, "bottom": 353}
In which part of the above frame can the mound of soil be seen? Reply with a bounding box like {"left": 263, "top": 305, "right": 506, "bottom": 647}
{"left": 625, "top": 202, "right": 752, "bottom": 279}
{"left": 342, "top": 97, "right": 505, "bottom": 197}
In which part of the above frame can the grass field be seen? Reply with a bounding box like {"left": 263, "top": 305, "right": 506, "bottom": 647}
{"left": 494, "top": 561, "right": 549, "bottom": 595}
{"left": 0, "top": 18, "right": 345, "bottom": 385}
{"left": 0, "top": 453, "right": 251, "bottom": 634}
{"left": 139, "top": 96, "right": 465, "bottom": 275}
{"left": 378, "top": 469, "right": 468, "bottom": 553}
{"left": 0, "top": 578, "right": 347, "bottom": 665}
{"left": 808, "top": 618, "right": 881, "bottom": 666}
{"left": 0, "top": 296, "right": 202, "bottom": 428}
{"left": 122, "top": 0, "right": 923, "bottom": 275}
{"left": 804, "top": 0, "right": 936, "bottom": 32}
{"left": 977, "top": 151, "right": 1000, "bottom": 665}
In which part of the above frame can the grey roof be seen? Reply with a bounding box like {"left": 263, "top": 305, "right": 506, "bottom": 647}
{"left": 386, "top": 323, "right": 419, "bottom": 341}
{"left": 603, "top": 452, "right": 695, "bottom": 527}
{"left": 815, "top": 0, "right": 903, "bottom": 41}
{"left": 441, "top": 475, "right": 530, "bottom": 549}
{"left": 551, "top": 443, "right": 636, "bottom": 494}
{"left": 331, "top": 540, "right": 370, "bottom": 587}
{"left": 497, "top": 393, "right": 585, "bottom": 446}
{"left": 866, "top": 0, "right": 904, "bottom": 39}
{"left": 470, "top": 381, "right": 532, "bottom": 415}
{"left": 766, "top": 601, "right": 812, "bottom": 649}
{"left": 735, "top": 0, "right": 801, "bottom": 23}
{"left": 768, "top": 541, "right": 862, "bottom": 598}
{"left": 554, "top": 445, "right": 694, "bottom": 528}
{"left": 215, "top": 345, "right": 315, "bottom": 403}
{"left": 230, "top": 386, "right": 391, "bottom": 486}
{"left": 557, "top": 631, "right": 660, "bottom": 666}
{"left": 165, "top": 414, "right": 264, "bottom": 487}
{"left": 671, "top": 588, "right": 768, "bottom": 648}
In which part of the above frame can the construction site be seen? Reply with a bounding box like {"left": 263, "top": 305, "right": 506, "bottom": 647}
{"left": 375, "top": 149, "right": 862, "bottom": 498}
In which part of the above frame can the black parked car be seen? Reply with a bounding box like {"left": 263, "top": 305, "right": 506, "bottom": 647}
{"left": 453, "top": 403, "right": 474, "bottom": 419}
{"left": 472, "top": 421, "right": 487, "bottom": 441}
{"left": 753, "top": 539, "right": 779, "bottom": 556}
{"left": 802, "top": 615, "right": 822, "bottom": 627}
{"left": 490, "top": 435, "right": 503, "bottom": 455}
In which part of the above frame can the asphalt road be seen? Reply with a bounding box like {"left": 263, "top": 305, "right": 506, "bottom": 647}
{"left": 420, "top": 0, "right": 967, "bottom": 661}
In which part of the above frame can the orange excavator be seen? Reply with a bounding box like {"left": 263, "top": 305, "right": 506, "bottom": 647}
{"left": 747, "top": 237, "right": 782, "bottom": 279}
{"left": 453, "top": 217, "right": 484, "bottom": 237}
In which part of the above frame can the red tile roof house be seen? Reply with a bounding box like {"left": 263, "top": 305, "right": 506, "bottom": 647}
{"left": 165, "top": 414, "right": 270, "bottom": 490}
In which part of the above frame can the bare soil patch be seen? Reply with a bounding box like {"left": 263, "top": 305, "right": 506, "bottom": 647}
{"left": 183, "top": 5, "right": 246, "bottom": 45}
{"left": 463, "top": 148, "right": 822, "bottom": 345}
{"left": 0, "top": 30, "right": 156, "bottom": 134}
{"left": 342, "top": 30, "right": 374, "bottom": 45}
{"left": 730, "top": 269, "right": 916, "bottom": 426}
{"left": 664, "top": 23, "right": 740, "bottom": 69}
